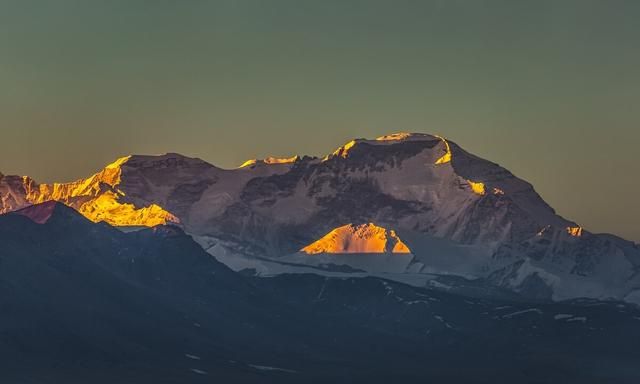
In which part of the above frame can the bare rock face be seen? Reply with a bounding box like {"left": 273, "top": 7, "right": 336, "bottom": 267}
{"left": 2, "top": 132, "right": 639, "bottom": 303}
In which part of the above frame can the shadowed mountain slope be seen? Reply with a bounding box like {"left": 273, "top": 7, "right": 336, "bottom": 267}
{"left": 0, "top": 203, "right": 639, "bottom": 383}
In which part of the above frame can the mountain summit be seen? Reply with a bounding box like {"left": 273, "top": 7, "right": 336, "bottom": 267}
{"left": 1, "top": 133, "right": 639, "bottom": 303}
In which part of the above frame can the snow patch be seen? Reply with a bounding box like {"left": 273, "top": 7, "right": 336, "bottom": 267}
{"left": 248, "top": 364, "right": 297, "bottom": 373}
{"left": 502, "top": 308, "right": 542, "bottom": 318}
{"left": 190, "top": 369, "right": 207, "bottom": 375}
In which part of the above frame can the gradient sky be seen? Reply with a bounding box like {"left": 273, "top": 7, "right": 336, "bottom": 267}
{"left": 0, "top": 0, "right": 638, "bottom": 241}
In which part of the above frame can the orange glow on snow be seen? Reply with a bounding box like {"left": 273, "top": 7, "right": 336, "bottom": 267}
{"left": 327, "top": 140, "right": 358, "bottom": 159}
{"left": 434, "top": 135, "right": 452, "bottom": 165}
{"left": 375, "top": 132, "right": 414, "bottom": 141}
{"left": 467, "top": 180, "right": 486, "bottom": 196}
{"left": 239, "top": 159, "right": 259, "bottom": 168}
{"left": 77, "top": 191, "right": 178, "bottom": 226}
{"left": 239, "top": 156, "right": 299, "bottom": 168}
{"left": 301, "top": 223, "right": 411, "bottom": 254}
{"left": 18, "top": 156, "right": 178, "bottom": 227}
{"left": 566, "top": 226, "right": 583, "bottom": 237}
{"left": 264, "top": 155, "right": 298, "bottom": 165}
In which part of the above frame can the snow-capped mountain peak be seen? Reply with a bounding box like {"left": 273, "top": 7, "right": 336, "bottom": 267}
{"left": 2, "top": 132, "right": 639, "bottom": 304}
{"left": 301, "top": 223, "right": 411, "bottom": 254}
{"left": 322, "top": 132, "right": 449, "bottom": 162}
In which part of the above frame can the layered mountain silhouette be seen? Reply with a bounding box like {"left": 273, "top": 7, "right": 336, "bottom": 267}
{"left": 1, "top": 201, "right": 639, "bottom": 383}
{"left": 1, "top": 133, "right": 639, "bottom": 304}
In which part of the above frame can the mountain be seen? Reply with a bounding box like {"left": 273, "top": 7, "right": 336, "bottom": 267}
{"left": 1, "top": 202, "right": 639, "bottom": 383}
{"left": 1, "top": 133, "right": 639, "bottom": 304}
{"left": 300, "top": 223, "right": 411, "bottom": 254}
{"left": 0, "top": 156, "right": 178, "bottom": 226}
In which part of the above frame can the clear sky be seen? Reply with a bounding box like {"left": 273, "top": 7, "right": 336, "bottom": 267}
{"left": 0, "top": 0, "right": 638, "bottom": 241}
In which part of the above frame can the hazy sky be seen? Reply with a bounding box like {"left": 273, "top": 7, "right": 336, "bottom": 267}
{"left": 0, "top": 0, "right": 638, "bottom": 241}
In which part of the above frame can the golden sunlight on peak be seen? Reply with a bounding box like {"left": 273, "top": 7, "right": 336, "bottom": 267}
{"left": 434, "top": 135, "right": 452, "bottom": 165}
{"left": 376, "top": 132, "right": 437, "bottom": 142}
{"left": 78, "top": 192, "right": 178, "bottom": 227}
{"left": 105, "top": 156, "right": 132, "bottom": 170}
{"left": 467, "top": 180, "right": 486, "bottom": 196}
{"left": 389, "top": 230, "right": 411, "bottom": 253}
{"left": 566, "top": 226, "right": 583, "bottom": 237}
{"left": 17, "top": 169, "right": 177, "bottom": 227}
{"left": 264, "top": 155, "right": 299, "bottom": 164}
{"left": 301, "top": 223, "right": 412, "bottom": 254}
{"left": 376, "top": 132, "right": 414, "bottom": 141}
{"left": 323, "top": 140, "right": 359, "bottom": 161}
{"left": 336, "top": 140, "right": 358, "bottom": 158}
{"left": 239, "top": 159, "right": 258, "bottom": 168}
{"left": 239, "top": 156, "right": 299, "bottom": 168}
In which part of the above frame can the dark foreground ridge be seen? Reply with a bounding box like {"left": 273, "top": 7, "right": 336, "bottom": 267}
{"left": 0, "top": 203, "right": 639, "bottom": 383}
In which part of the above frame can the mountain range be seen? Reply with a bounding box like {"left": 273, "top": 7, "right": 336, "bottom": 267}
{"left": 2, "top": 132, "right": 638, "bottom": 304}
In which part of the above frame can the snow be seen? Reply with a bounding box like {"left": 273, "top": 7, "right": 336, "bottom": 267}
{"left": 428, "top": 280, "right": 452, "bottom": 290}
{"left": 400, "top": 299, "right": 431, "bottom": 306}
{"left": 286, "top": 252, "right": 415, "bottom": 274}
{"left": 248, "top": 364, "right": 297, "bottom": 373}
{"left": 375, "top": 132, "right": 438, "bottom": 142}
{"left": 502, "top": 309, "right": 542, "bottom": 318}
{"left": 301, "top": 223, "right": 411, "bottom": 254}
{"left": 434, "top": 315, "right": 453, "bottom": 328}
{"left": 190, "top": 369, "right": 208, "bottom": 375}
{"left": 239, "top": 155, "right": 299, "bottom": 168}
{"left": 381, "top": 281, "right": 394, "bottom": 296}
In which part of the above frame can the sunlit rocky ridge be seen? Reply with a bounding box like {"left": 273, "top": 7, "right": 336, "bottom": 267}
{"left": 0, "top": 156, "right": 177, "bottom": 227}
